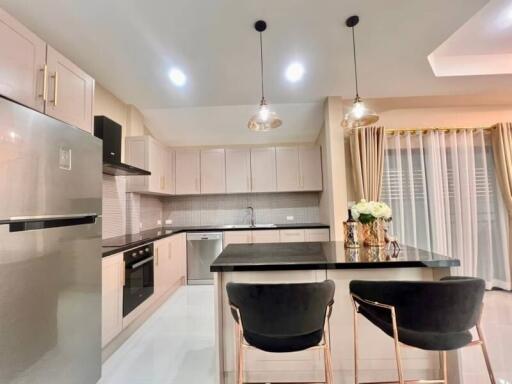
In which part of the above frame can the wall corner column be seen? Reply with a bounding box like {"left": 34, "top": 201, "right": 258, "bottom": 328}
{"left": 321, "top": 96, "right": 348, "bottom": 241}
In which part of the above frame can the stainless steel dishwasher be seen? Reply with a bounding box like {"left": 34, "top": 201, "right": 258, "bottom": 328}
{"left": 186, "top": 232, "right": 223, "bottom": 285}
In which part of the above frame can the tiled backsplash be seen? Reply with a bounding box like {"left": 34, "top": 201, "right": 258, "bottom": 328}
{"left": 162, "top": 193, "right": 320, "bottom": 226}
{"left": 102, "top": 175, "right": 126, "bottom": 238}
{"left": 103, "top": 175, "right": 320, "bottom": 238}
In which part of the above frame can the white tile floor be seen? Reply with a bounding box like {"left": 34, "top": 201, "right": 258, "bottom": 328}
{"left": 99, "top": 287, "right": 512, "bottom": 384}
{"left": 99, "top": 286, "right": 216, "bottom": 384}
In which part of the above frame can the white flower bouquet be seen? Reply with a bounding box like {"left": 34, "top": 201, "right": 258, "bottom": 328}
{"left": 351, "top": 199, "right": 392, "bottom": 224}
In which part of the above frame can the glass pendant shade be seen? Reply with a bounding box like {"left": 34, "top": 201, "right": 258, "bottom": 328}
{"left": 342, "top": 96, "right": 379, "bottom": 129}
{"left": 248, "top": 98, "right": 282, "bottom": 131}
{"left": 342, "top": 15, "right": 379, "bottom": 130}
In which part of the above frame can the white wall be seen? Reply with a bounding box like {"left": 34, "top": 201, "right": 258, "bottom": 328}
{"left": 143, "top": 102, "right": 324, "bottom": 147}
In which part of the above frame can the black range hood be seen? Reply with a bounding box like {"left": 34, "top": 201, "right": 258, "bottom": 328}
{"left": 94, "top": 116, "right": 151, "bottom": 176}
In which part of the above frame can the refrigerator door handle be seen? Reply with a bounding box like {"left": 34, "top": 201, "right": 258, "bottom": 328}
{"left": 2, "top": 213, "right": 98, "bottom": 232}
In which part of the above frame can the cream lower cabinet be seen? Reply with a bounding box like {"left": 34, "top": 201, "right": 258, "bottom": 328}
{"left": 102, "top": 253, "right": 124, "bottom": 347}
{"left": 304, "top": 228, "right": 330, "bottom": 242}
{"left": 279, "top": 229, "right": 306, "bottom": 243}
{"left": 224, "top": 228, "right": 328, "bottom": 247}
{"left": 155, "top": 234, "right": 187, "bottom": 299}
{"left": 251, "top": 230, "right": 281, "bottom": 243}
{"left": 223, "top": 231, "right": 252, "bottom": 248}
{"left": 170, "top": 233, "right": 187, "bottom": 285}
{"left": 154, "top": 238, "right": 171, "bottom": 298}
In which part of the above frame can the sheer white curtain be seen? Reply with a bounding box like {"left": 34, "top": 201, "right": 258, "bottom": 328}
{"left": 382, "top": 129, "right": 511, "bottom": 289}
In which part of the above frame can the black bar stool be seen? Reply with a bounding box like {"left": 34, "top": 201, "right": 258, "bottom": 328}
{"left": 226, "top": 280, "right": 335, "bottom": 384}
{"left": 349, "top": 276, "right": 495, "bottom": 384}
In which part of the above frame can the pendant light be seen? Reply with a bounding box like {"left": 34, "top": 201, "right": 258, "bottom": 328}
{"left": 248, "top": 20, "right": 282, "bottom": 131}
{"left": 342, "top": 15, "right": 379, "bottom": 130}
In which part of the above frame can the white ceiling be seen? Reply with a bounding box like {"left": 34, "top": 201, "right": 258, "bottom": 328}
{"left": 429, "top": 0, "right": 512, "bottom": 77}
{"left": 145, "top": 102, "right": 324, "bottom": 146}
{"left": 2, "top": 0, "right": 511, "bottom": 145}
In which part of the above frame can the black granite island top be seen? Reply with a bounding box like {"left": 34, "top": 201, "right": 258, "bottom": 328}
{"left": 102, "top": 223, "right": 330, "bottom": 257}
{"left": 210, "top": 242, "right": 460, "bottom": 272}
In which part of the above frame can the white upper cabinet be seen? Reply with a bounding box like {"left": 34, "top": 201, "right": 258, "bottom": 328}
{"left": 251, "top": 147, "right": 277, "bottom": 193}
{"left": 201, "top": 149, "right": 226, "bottom": 194}
{"left": 166, "top": 148, "right": 175, "bottom": 195}
{"left": 276, "top": 147, "right": 301, "bottom": 192}
{"left": 0, "top": 8, "right": 95, "bottom": 132}
{"left": 175, "top": 149, "right": 201, "bottom": 195}
{"left": 125, "top": 136, "right": 169, "bottom": 195}
{"left": 45, "top": 45, "right": 94, "bottom": 133}
{"left": 225, "top": 148, "right": 251, "bottom": 193}
{"left": 0, "top": 8, "right": 46, "bottom": 112}
{"left": 299, "top": 146, "right": 323, "bottom": 191}
{"left": 276, "top": 146, "right": 322, "bottom": 192}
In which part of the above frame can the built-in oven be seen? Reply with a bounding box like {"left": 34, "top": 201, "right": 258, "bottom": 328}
{"left": 123, "top": 243, "right": 154, "bottom": 317}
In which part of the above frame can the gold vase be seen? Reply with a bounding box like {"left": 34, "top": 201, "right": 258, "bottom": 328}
{"left": 362, "top": 219, "right": 385, "bottom": 247}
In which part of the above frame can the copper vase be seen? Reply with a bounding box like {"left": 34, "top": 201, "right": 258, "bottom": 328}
{"left": 362, "top": 219, "right": 385, "bottom": 247}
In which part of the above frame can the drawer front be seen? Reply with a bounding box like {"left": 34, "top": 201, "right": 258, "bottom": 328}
{"left": 279, "top": 229, "right": 305, "bottom": 243}
{"left": 304, "top": 228, "right": 330, "bottom": 242}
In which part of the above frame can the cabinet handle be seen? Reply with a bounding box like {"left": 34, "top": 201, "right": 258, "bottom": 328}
{"left": 247, "top": 176, "right": 250, "bottom": 191}
{"left": 195, "top": 178, "right": 199, "bottom": 192}
{"left": 156, "top": 248, "right": 159, "bottom": 266}
{"left": 121, "top": 261, "right": 125, "bottom": 287}
{"left": 39, "top": 65, "right": 48, "bottom": 101}
{"left": 50, "top": 72, "right": 59, "bottom": 106}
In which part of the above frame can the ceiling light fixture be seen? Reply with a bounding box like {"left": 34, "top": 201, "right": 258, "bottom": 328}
{"left": 168, "top": 67, "right": 187, "bottom": 87}
{"left": 248, "top": 20, "right": 282, "bottom": 132}
{"left": 341, "top": 15, "right": 379, "bottom": 130}
{"left": 285, "top": 62, "right": 305, "bottom": 82}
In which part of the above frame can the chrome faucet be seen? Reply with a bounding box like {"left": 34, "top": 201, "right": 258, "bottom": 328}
{"left": 246, "top": 206, "right": 255, "bottom": 227}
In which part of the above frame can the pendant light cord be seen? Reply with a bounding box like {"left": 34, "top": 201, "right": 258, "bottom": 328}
{"left": 351, "top": 26, "right": 359, "bottom": 99}
{"left": 259, "top": 32, "right": 265, "bottom": 100}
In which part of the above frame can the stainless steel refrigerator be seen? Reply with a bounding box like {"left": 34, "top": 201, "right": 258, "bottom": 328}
{"left": 0, "top": 96, "right": 102, "bottom": 383}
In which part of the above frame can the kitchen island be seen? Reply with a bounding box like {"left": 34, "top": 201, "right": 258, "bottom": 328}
{"left": 211, "top": 242, "right": 461, "bottom": 384}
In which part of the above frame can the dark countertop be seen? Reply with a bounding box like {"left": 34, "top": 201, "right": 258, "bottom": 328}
{"left": 102, "top": 223, "right": 330, "bottom": 257}
{"left": 210, "top": 242, "right": 460, "bottom": 272}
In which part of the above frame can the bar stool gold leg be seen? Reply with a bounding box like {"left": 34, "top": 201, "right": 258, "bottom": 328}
{"left": 236, "top": 323, "right": 243, "bottom": 384}
{"left": 352, "top": 301, "right": 359, "bottom": 384}
{"left": 476, "top": 323, "right": 496, "bottom": 384}
{"left": 442, "top": 351, "right": 447, "bottom": 383}
{"left": 390, "top": 308, "right": 405, "bottom": 384}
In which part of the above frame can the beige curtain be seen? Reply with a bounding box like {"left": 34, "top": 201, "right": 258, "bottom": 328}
{"left": 350, "top": 126, "right": 385, "bottom": 201}
{"left": 492, "top": 123, "right": 512, "bottom": 282}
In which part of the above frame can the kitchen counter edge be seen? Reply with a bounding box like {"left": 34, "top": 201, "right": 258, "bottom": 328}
{"left": 101, "top": 223, "right": 330, "bottom": 257}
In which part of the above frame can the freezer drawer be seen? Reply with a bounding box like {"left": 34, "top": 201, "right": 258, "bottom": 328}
{"left": 187, "top": 232, "right": 223, "bottom": 285}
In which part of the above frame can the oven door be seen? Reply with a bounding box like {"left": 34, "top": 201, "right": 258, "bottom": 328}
{"left": 123, "top": 255, "right": 154, "bottom": 317}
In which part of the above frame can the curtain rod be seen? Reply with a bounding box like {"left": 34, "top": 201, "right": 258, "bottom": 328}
{"left": 384, "top": 126, "right": 493, "bottom": 135}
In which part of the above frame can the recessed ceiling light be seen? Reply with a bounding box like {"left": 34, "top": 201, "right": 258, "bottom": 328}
{"left": 285, "top": 62, "right": 305, "bottom": 82}
{"left": 168, "top": 68, "right": 187, "bottom": 87}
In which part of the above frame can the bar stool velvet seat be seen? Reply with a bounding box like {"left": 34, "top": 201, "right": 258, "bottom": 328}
{"left": 350, "top": 276, "right": 495, "bottom": 384}
{"left": 227, "top": 280, "right": 335, "bottom": 384}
